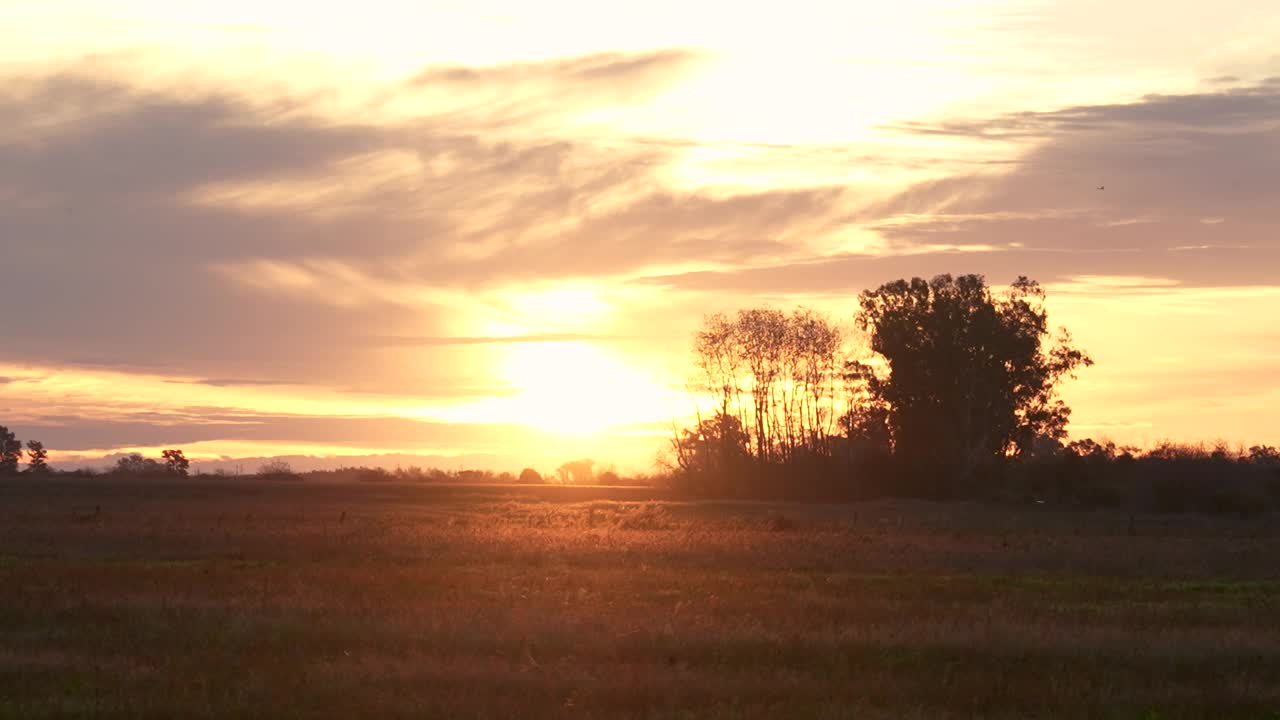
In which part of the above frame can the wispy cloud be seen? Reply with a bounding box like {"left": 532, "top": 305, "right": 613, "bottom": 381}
{"left": 365, "top": 333, "right": 622, "bottom": 347}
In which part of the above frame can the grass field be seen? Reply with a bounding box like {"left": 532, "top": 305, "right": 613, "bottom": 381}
{"left": 2, "top": 479, "right": 1279, "bottom": 718}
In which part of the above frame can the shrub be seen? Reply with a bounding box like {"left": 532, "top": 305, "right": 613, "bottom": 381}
{"left": 257, "top": 460, "right": 297, "bottom": 480}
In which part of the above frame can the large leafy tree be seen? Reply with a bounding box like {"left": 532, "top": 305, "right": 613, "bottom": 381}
{"left": 854, "top": 274, "right": 1091, "bottom": 492}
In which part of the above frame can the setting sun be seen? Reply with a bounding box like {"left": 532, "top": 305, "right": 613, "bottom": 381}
{"left": 434, "top": 341, "right": 679, "bottom": 437}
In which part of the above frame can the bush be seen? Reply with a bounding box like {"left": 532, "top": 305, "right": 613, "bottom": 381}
{"left": 257, "top": 460, "right": 297, "bottom": 481}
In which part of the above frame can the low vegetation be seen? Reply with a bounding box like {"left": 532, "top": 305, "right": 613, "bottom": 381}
{"left": 1, "top": 479, "right": 1278, "bottom": 718}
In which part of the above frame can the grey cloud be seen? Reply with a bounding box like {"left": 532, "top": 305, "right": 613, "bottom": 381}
{"left": 637, "top": 244, "right": 1280, "bottom": 295}
{"left": 165, "top": 378, "right": 300, "bottom": 388}
{"left": 21, "top": 411, "right": 546, "bottom": 451}
{"left": 645, "top": 75, "right": 1280, "bottom": 294}
{"left": 885, "top": 81, "right": 1280, "bottom": 140}
{"left": 640, "top": 80, "right": 1280, "bottom": 293}
{"left": 836, "top": 81, "right": 1280, "bottom": 287}
{"left": 2, "top": 61, "right": 841, "bottom": 388}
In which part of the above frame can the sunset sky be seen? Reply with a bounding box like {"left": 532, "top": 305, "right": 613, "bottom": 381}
{"left": 3, "top": 1, "right": 1278, "bottom": 471}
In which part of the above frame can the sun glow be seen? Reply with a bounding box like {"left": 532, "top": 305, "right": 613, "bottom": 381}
{"left": 433, "top": 341, "right": 679, "bottom": 436}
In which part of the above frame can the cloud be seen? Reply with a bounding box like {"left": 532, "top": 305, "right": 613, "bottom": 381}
{"left": 365, "top": 333, "right": 622, "bottom": 347}
{"left": 25, "top": 409, "right": 670, "bottom": 472}
{"left": 22, "top": 411, "right": 542, "bottom": 451}
{"left": 0, "top": 59, "right": 846, "bottom": 392}
{"left": 884, "top": 81, "right": 1280, "bottom": 140}
{"left": 166, "top": 378, "right": 299, "bottom": 388}
{"left": 642, "top": 79, "right": 1280, "bottom": 294}
{"left": 410, "top": 49, "right": 700, "bottom": 97}
{"left": 388, "top": 49, "right": 705, "bottom": 136}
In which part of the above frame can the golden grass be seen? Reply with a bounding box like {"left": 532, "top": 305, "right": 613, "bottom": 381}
{"left": 1, "top": 479, "right": 1278, "bottom": 718}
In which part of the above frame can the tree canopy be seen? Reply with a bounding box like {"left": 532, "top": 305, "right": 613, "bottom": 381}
{"left": 853, "top": 274, "right": 1091, "bottom": 492}
{"left": 0, "top": 426, "right": 21, "bottom": 475}
{"left": 672, "top": 274, "right": 1092, "bottom": 498}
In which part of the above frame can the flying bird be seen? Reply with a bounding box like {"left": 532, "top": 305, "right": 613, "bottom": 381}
{"left": 1097, "top": 185, "right": 1105, "bottom": 190}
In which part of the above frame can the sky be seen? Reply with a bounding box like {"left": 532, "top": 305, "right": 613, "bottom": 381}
{"left": 2, "top": 0, "right": 1278, "bottom": 471}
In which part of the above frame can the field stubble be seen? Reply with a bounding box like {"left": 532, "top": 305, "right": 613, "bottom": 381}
{"left": 1, "top": 479, "right": 1278, "bottom": 718}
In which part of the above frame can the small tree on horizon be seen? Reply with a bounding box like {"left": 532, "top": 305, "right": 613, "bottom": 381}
{"left": 114, "top": 453, "right": 164, "bottom": 476}
{"left": 25, "top": 440, "right": 49, "bottom": 474}
{"left": 161, "top": 449, "right": 190, "bottom": 477}
{"left": 258, "top": 459, "right": 294, "bottom": 478}
{"left": 555, "top": 459, "right": 594, "bottom": 485}
{"left": 517, "top": 467, "right": 544, "bottom": 484}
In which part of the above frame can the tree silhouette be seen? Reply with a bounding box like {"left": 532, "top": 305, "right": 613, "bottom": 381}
{"left": 672, "top": 413, "right": 751, "bottom": 477}
{"left": 556, "top": 459, "right": 594, "bottom": 485}
{"left": 0, "top": 426, "right": 21, "bottom": 475}
{"left": 162, "top": 449, "right": 190, "bottom": 477}
{"left": 115, "top": 453, "right": 164, "bottom": 476}
{"left": 692, "top": 307, "right": 844, "bottom": 465}
{"left": 25, "top": 440, "right": 49, "bottom": 474}
{"left": 258, "top": 459, "right": 294, "bottom": 479}
{"left": 854, "top": 274, "right": 1091, "bottom": 493}
{"left": 517, "top": 467, "right": 544, "bottom": 484}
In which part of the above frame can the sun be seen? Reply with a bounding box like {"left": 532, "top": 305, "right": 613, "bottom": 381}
{"left": 499, "top": 341, "right": 672, "bottom": 435}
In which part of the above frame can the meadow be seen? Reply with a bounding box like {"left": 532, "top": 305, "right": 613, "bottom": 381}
{"left": 2, "top": 478, "right": 1278, "bottom": 718}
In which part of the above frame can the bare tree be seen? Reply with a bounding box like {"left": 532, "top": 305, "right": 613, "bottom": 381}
{"left": 687, "top": 308, "right": 848, "bottom": 466}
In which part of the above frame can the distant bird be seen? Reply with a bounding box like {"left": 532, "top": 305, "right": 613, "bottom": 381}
{"left": 1097, "top": 185, "right": 1105, "bottom": 190}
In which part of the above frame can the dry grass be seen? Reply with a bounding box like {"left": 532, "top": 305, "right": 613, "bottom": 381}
{"left": 1, "top": 478, "right": 1278, "bottom": 718}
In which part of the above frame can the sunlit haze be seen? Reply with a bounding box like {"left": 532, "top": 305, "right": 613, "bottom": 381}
{"left": 3, "top": 0, "right": 1278, "bottom": 471}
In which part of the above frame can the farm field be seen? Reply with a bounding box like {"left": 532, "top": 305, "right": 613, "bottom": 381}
{"left": 2, "top": 479, "right": 1279, "bottom": 719}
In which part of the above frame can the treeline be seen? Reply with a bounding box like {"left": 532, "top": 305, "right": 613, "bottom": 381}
{"left": 2, "top": 443, "right": 649, "bottom": 487}
{"left": 667, "top": 274, "right": 1280, "bottom": 513}
{"left": 1014, "top": 440, "right": 1280, "bottom": 514}
{"left": 283, "top": 461, "right": 648, "bottom": 485}
{"left": 0, "top": 425, "right": 50, "bottom": 475}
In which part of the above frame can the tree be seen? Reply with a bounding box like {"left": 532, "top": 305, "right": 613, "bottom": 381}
{"left": 258, "top": 459, "right": 294, "bottom": 479}
{"left": 162, "top": 449, "right": 190, "bottom": 477}
{"left": 114, "top": 453, "right": 164, "bottom": 476}
{"left": 0, "top": 426, "right": 21, "bottom": 475}
{"left": 555, "top": 459, "right": 594, "bottom": 485}
{"left": 1246, "top": 445, "right": 1279, "bottom": 466}
{"left": 854, "top": 274, "right": 1091, "bottom": 493}
{"left": 691, "top": 307, "right": 845, "bottom": 465}
{"left": 672, "top": 413, "right": 751, "bottom": 475}
{"left": 25, "top": 440, "right": 49, "bottom": 474}
{"left": 517, "top": 467, "right": 544, "bottom": 484}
